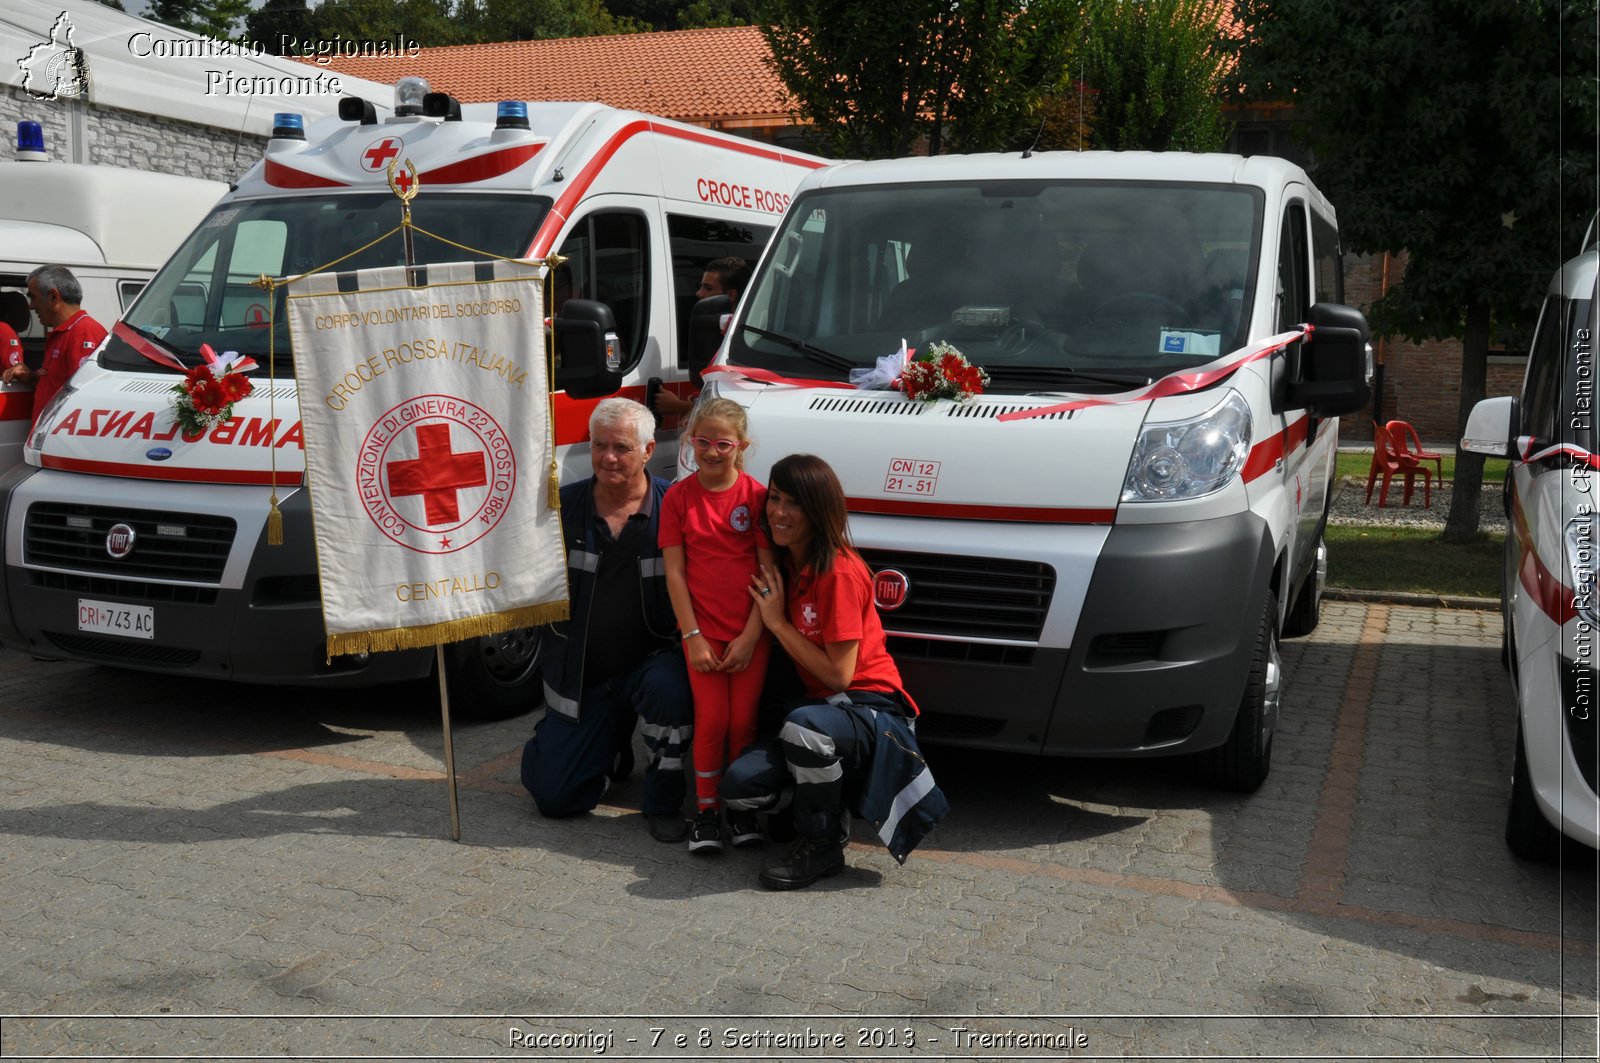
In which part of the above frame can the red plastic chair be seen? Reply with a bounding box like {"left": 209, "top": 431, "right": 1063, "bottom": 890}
{"left": 1386, "top": 419, "right": 1444, "bottom": 484}
{"left": 1365, "top": 421, "right": 1431, "bottom": 508}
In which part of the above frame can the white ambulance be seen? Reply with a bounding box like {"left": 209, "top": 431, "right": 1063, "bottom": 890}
{"left": 629, "top": 152, "right": 1371, "bottom": 790}
{"left": 0, "top": 120, "right": 227, "bottom": 470}
{"left": 0, "top": 81, "right": 827, "bottom": 717}
{"left": 1462, "top": 246, "right": 1599, "bottom": 858}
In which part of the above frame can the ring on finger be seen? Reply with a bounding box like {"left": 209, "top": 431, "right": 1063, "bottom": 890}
{"left": 759, "top": 586, "right": 772, "bottom": 597}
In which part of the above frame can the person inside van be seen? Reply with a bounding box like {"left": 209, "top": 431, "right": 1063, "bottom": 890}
{"left": 655, "top": 257, "right": 750, "bottom": 420}
{"left": 0, "top": 290, "right": 25, "bottom": 372}
{"left": 2, "top": 265, "right": 107, "bottom": 428}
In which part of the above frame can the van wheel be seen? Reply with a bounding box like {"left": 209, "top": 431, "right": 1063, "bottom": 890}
{"left": 1282, "top": 534, "right": 1326, "bottom": 639}
{"left": 1195, "top": 589, "right": 1279, "bottom": 792}
{"left": 1505, "top": 720, "right": 1561, "bottom": 862}
{"left": 441, "top": 628, "right": 540, "bottom": 721}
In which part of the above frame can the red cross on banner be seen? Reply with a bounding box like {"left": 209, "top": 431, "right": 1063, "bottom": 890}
{"left": 386, "top": 423, "right": 489, "bottom": 526}
{"left": 363, "top": 137, "right": 402, "bottom": 171}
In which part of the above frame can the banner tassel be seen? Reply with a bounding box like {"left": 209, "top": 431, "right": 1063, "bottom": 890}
{"left": 266, "top": 493, "right": 284, "bottom": 545}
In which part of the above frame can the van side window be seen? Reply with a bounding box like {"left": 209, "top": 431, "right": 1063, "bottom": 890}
{"left": 556, "top": 211, "right": 649, "bottom": 377}
{"left": 118, "top": 281, "right": 146, "bottom": 311}
{"left": 1311, "top": 212, "right": 1343, "bottom": 305}
{"left": 1521, "top": 295, "right": 1564, "bottom": 443}
{"left": 1276, "top": 204, "right": 1310, "bottom": 331}
{"left": 667, "top": 214, "right": 771, "bottom": 366}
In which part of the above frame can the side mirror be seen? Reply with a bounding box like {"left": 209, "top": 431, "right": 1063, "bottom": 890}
{"left": 1285, "top": 302, "right": 1372, "bottom": 417}
{"left": 1462, "top": 395, "right": 1517, "bottom": 458}
{"left": 686, "top": 294, "right": 732, "bottom": 385}
{"left": 553, "top": 298, "right": 624, "bottom": 400}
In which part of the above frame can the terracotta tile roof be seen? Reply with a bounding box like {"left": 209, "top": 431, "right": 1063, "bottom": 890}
{"left": 311, "top": 25, "right": 794, "bottom": 128}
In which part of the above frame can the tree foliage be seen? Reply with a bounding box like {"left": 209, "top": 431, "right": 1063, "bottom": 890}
{"left": 148, "top": 0, "right": 252, "bottom": 39}
{"left": 761, "top": 0, "right": 1074, "bottom": 159}
{"left": 1232, "top": 0, "right": 1597, "bottom": 539}
{"left": 1074, "top": 0, "right": 1228, "bottom": 151}
{"left": 244, "top": 0, "right": 634, "bottom": 52}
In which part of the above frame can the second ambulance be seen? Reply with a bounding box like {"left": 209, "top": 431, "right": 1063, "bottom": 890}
{"left": 0, "top": 80, "right": 827, "bottom": 716}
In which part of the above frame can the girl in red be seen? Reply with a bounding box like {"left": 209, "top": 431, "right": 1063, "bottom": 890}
{"left": 660, "top": 397, "right": 775, "bottom": 853}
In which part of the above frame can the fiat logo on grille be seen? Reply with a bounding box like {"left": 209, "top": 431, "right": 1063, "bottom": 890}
{"left": 105, "top": 523, "right": 137, "bottom": 559}
{"left": 873, "top": 568, "right": 910, "bottom": 611}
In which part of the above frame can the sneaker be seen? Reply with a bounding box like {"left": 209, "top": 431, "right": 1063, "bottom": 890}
{"left": 687, "top": 808, "right": 724, "bottom": 854}
{"left": 727, "top": 809, "right": 764, "bottom": 848}
{"left": 646, "top": 812, "right": 688, "bottom": 844}
{"left": 758, "top": 836, "right": 846, "bottom": 890}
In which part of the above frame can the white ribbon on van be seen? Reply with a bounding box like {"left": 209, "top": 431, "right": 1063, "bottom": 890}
{"left": 286, "top": 260, "right": 569, "bottom": 658}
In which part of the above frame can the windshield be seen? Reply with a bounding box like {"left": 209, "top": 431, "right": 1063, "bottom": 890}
{"left": 735, "top": 180, "right": 1264, "bottom": 391}
{"left": 107, "top": 193, "right": 547, "bottom": 377}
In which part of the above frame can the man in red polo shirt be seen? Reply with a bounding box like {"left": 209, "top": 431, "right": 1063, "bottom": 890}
{"left": 1, "top": 265, "right": 107, "bottom": 427}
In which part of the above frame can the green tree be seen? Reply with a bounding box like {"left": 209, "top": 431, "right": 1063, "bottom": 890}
{"left": 1233, "top": 0, "right": 1597, "bottom": 541}
{"left": 1075, "top": 0, "right": 1229, "bottom": 151}
{"left": 147, "top": 0, "right": 251, "bottom": 38}
{"left": 762, "top": 0, "right": 1074, "bottom": 159}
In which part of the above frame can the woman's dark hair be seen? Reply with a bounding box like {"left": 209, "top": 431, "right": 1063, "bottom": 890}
{"left": 768, "top": 453, "right": 852, "bottom": 575}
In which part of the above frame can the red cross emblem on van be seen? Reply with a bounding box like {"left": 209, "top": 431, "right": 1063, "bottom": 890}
{"left": 873, "top": 568, "right": 910, "bottom": 611}
{"left": 362, "top": 137, "right": 403, "bottom": 172}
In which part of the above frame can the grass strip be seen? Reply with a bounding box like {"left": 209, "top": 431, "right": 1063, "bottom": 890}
{"left": 1334, "top": 452, "right": 1508, "bottom": 484}
{"left": 1326, "top": 524, "right": 1503, "bottom": 599}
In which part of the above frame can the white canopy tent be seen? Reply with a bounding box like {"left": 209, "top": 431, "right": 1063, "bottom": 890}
{"left": 0, "top": 0, "right": 397, "bottom": 145}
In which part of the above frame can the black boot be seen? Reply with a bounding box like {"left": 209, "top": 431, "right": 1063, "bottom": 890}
{"left": 758, "top": 836, "right": 845, "bottom": 890}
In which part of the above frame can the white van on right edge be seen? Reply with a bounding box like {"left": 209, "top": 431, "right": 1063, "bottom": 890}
{"left": 613, "top": 152, "right": 1372, "bottom": 791}
{"left": 1463, "top": 246, "right": 1599, "bottom": 859}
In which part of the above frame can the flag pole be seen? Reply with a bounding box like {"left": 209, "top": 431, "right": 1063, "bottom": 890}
{"left": 388, "top": 156, "right": 462, "bottom": 843}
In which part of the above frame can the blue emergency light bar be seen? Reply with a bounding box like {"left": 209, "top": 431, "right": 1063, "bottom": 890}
{"left": 496, "top": 101, "right": 529, "bottom": 131}
{"left": 271, "top": 113, "right": 306, "bottom": 140}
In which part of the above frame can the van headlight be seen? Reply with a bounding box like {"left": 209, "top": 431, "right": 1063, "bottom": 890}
{"left": 1122, "top": 389, "right": 1252, "bottom": 502}
{"left": 1565, "top": 512, "right": 1598, "bottom": 626}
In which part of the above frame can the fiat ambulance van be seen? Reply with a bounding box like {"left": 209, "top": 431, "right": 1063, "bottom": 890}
{"left": 0, "top": 81, "right": 827, "bottom": 717}
{"left": 1462, "top": 246, "right": 1599, "bottom": 858}
{"left": 625, "top": 152, "right": 1371, "bottom": 790}
{"left": 0, "top": 120, "right": 227, "bottom": 471}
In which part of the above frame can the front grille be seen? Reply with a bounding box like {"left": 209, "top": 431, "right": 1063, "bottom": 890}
{"left": 860, "top": 548, "right": 1054, "bottom": 642}
{"left": 25, "top": 502, "right": 235, "bottom": 584}
{"left": 44, "top": 631, "right": 203, "bottom": 667}
{"left": 886, "top": 635, "right": 1035, "bottom": 666}
{"left": 27, "top": 569, "right": 219, "bottom": 606}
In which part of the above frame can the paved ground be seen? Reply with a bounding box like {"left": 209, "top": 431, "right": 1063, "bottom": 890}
{"left": 0, "top": 601, "right": 1596, "bottom": 1060}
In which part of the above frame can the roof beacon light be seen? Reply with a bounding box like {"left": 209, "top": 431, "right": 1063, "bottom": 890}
{"left": 14, "top": 120, "right": 46, "bottom": 162}
{"left": 271, "top": 113, "right": 306, "bottom": 140}
{"left": 496, "top": 101, "right": 530, "bottom": 131}
{"left": 395, "top": 76, "right": 430, "bottom": 117}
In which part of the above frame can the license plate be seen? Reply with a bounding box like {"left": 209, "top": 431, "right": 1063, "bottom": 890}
{"left": 78, "top": 599, "right": 155, "bottom": 640}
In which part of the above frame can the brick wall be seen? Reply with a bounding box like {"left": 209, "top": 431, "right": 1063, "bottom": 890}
{"left": 1, "top": 86, "right": 260, "bottom": 183}
{"left": 1335, "top": 252, "right": 1523, "bottom": 448}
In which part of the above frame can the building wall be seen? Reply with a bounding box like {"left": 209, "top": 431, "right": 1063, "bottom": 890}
{"left": 1, "top": 86, "right": 261, "bottom": 183}
{"left": 1337, "top": 250, "right": 1523, "bottom": 447}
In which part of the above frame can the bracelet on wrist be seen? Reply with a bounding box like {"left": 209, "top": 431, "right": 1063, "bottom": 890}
{"left": 681, "top": 628, "right": 701, "bottom": 642}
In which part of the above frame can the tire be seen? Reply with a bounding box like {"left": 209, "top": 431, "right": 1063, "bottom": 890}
{"left": 1195, "top": 588, "right": 1280, "bottom": 792}
{"left": 1505, "top": 719, "right": 1562, "bottom": 862}
{"left": 1282, "top": 534, "right": 1326, "bottom": 639}
{"left": 441, "top": 627, "right": 541, "bottom": 721}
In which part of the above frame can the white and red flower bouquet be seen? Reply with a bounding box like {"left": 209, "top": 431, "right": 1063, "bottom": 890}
{"left": 171, "top": 346, "right": 255, "bottom": 435}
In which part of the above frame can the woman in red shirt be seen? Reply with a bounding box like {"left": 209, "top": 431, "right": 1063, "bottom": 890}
{"left": 723, "top": 453, "right": 948, "bottom": 890}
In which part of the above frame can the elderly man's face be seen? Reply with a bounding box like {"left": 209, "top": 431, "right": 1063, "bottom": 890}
{"left": 589, "top": 421, "right": 652, "bottom": 490}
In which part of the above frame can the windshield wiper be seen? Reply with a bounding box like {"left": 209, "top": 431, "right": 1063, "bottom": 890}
{"left": 985, "top": 365, "right": 1152, "bottom": 390}
{"left": 739, "top": 324, "right": 858, "bottom": 375}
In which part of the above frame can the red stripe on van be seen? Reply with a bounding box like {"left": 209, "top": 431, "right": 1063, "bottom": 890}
{"left": 529, "top": 122, "right": 828, "bottom": 258}
{"left": 551, "top": 384, "right": 654, "bottom": 446}
{"left": 846, "top": 496, "right": 1115, "bottom": 524}
{"left": 0, "top": 391, "right": 33, "bottom": 422}
{"left": 1510, "top": 484, "right": 1577, "bottom": 626}
{"left": 264, "top": 160, "right": 349, "bottom": 189}
{"left": 422, "top": 143, "right": 546, "bottom": 186}
{"left": 1241, "top": 415, "right": 1310, "bottom": 482}
{"left": 39, "top": 455, "right": 304, "bottom": 487}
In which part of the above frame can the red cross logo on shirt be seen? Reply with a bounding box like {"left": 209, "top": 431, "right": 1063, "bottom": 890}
{"left": 362, "top": 137, "right": 403, "bottom": 171}
{"left": 386, "top": 423, "right": 488, "bottom": 526}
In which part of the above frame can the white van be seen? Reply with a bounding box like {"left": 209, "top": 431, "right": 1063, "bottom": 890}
{"left": 1462, "top": 246, "right": 1599, "bottom": 858}
{"left": 605, "top": 152, "right": 1371, "bottom": 790}
{"left": 0, "top": 83, "right": 826, "bottom": 717}
{"left": 0, "top": 121, "right": 227, "bottom": 469}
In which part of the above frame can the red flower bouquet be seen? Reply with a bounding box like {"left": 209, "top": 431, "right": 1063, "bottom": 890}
{"left": 898, "top": 342, "right": 989, "bottom": 403}
{"left": 172, "top": 359, "right": 254, "bottom": 435}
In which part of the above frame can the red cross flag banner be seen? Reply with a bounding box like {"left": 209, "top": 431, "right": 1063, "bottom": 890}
{"left": 286, "top": 261, "right": 568, "bottom": 657}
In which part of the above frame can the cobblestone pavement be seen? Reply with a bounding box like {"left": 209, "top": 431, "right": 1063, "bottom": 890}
{"left": 0, "top": 602, "right": 1596, "bottom": 1060}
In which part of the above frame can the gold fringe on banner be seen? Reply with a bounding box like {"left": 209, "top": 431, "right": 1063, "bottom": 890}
{"left": 326, "top": 599, "right": 571, "bottom": 661}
